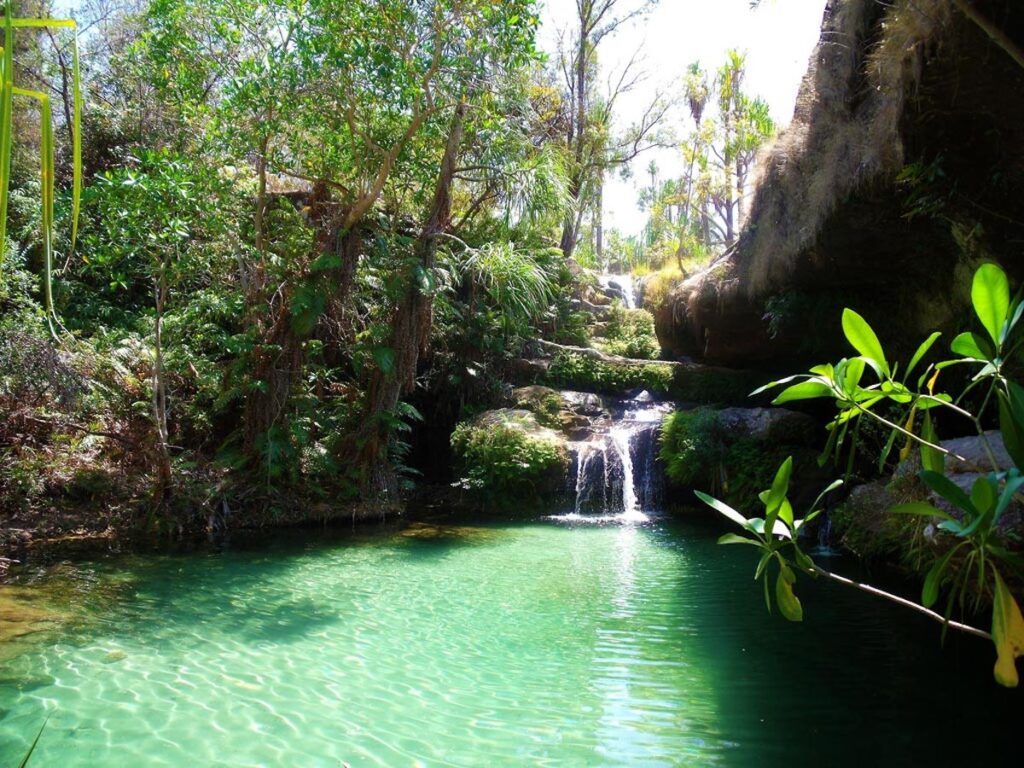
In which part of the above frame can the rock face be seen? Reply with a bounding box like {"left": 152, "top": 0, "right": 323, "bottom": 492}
{"left": 655, "top": 0, "right": 1024, "bottom": 366}
{"left": 715, "top": 407, "right": 817, "bottom": 446}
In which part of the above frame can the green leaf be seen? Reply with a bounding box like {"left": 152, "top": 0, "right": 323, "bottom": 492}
{"left": 749, "top": 373, "right": 804, "bottom": 397}
{"left": 992, "top": 569, "right": 1024, "bottom": 687}
{"left": 842, "top": 308, "right": 888, "bottom": 376}
{"left": 950, "top": 332, "right": 993, "bottom": 361}
{"left": 775, "top": 562, "right": 803, "bottom": 622}
{"left": 970, "top": 476, "right": 997, "bottom": 517}
{"left": 905, "top": 332, "right": 941, "bottom": 380}
{"left": 922, "top": 547, "right": 958, "bottom": 608}
{"left": 694, "top": 490, "right": 750, "bottom": 531}
{"left": 972, "top": 263, "right": 1010, "bottom": 347}
{"left": 772, "top": 379, "right": 833, "bottom": 405}
{"left": 998, "top": 390, "right": 1024, "bottom": 471}
{"left": 920, "top": 412, "right": 944, "bottom": 474}
{"left": 717, "top": 533, "right": 759, "bottom": 546}
{"left": 764, "top": 456, "right": 792, "bottom": 518}
{"left": 372, "top": 346, "right": 395, "bottom": 375}
{"left": 919, "top": 470, "right": 975, "bottom": 516}
{"left": 841, "top": 357, "right": 866, "bottom": 396}
{"left": 889, "top": 501, "right": 955, "bottom": 522}
{"left": 763, "top": 457, "right": 793, "bottom": 542}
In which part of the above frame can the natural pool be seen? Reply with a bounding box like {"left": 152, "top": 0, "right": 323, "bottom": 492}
{"left": 0, "top": 517, "right": 1019, "bottom": 767}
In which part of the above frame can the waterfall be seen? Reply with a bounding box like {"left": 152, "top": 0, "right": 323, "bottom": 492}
{"left": 597, "top": 274, "right": 637, "bottom": 310}
{"left": 609, "top": 427, "right": 644, "bottom": 522}
{"left": 556, "top": 393, "right": 670, "bottom": 524}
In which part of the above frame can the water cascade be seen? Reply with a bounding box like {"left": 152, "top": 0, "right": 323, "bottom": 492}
{"left": 597, "top": 274, "right": 637, "bottom": 309}
{"left": 558, "top": 393, "right": 670, "bottom": 523}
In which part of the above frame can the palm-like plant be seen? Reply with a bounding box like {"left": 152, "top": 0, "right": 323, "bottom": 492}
{"left": 0, "top": 1, "right": 82, "bottom": 331}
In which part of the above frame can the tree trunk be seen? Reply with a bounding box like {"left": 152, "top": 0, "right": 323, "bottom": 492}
{"left": 355, "top": 100, "right": 468, "bottom": 497}
{"left": 152, "top": 259, "right": 172, "bottom": 500}
{"left": 240, "top": 207, "right": 362, "bottom": 474}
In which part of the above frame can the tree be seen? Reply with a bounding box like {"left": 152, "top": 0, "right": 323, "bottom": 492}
{"left": 554, "top": 0, "right": 668, "bottom": 261}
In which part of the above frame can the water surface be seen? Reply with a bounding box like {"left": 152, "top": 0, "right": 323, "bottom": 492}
{"left": 0, "top": 518, "right": 1018, "bottom": 766}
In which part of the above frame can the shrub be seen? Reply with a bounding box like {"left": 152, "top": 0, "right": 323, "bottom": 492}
{"left": 658, "top": 408, "right": 728, "bottom": 487}
{"left": 546, "top": 352, "right": 673, "bottom": 395}
{"left": 451, "top": 416, "right": 568, "bottom": 499}
{"left": 599, "top": 306, "right": 660, "bottom": 359}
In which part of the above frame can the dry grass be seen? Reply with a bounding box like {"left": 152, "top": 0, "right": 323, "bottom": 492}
{"left": 731, "top": 0, "right": 953, "bottom": 297}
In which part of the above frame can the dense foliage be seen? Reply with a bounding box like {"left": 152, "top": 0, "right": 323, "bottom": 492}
{"left": 699, "top": 263, "right": 1024, "bottom": 687}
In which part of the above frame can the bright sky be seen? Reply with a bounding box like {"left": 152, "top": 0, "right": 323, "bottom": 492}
{"left": 540, "top": 0, "right": 828, "bottom": 236}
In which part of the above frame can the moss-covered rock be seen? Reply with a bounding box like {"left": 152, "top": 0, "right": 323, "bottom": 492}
{"left": 659, "top": 406, "right": 827, "bottom": 512}
{"left": 595, "top": 306, "right": 660, "bottom": 360}
{"left": 511, "top": 386, "right": 566, "bottom": 429}
{"left": 450, "top": 409, "right": 569, "bottom": 507}
{"left": 542, "top": 350, "right": 758, "bottom": 404}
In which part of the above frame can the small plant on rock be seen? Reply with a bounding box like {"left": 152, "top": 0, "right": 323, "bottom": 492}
{"left": 698, "top": 263, "right": 1024, "bottom": 687}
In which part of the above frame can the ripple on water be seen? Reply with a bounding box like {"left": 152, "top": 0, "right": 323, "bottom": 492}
{"left": 0, "top": 520, "right": 1019, "bottom": 767}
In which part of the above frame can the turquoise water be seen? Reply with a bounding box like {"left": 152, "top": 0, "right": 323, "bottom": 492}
{"left": 0, "top": 518, "right": 1019, "bottom": 766}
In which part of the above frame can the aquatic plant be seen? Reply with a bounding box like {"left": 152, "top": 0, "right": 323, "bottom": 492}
{"left": 698, "top": 262, "right": 1024, "bottom": 687}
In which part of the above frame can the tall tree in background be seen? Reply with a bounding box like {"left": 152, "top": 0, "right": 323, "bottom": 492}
{"left": 555, "top": 0, "right": 668, "bottom": 262}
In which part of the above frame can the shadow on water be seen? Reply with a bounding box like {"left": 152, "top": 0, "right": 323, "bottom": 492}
{"left": 652, "top": 514, "right": 1022, "bottom": 768}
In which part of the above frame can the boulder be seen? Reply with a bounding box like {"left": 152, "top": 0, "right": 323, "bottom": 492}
{"left": 715, "top": 407, "right": 817, "bottom": 446}
{"left": 652, "top": 0, "right": 1024, "bottom": 367}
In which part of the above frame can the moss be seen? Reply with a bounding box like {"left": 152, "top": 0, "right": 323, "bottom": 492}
{"left": 545, "top": 352, "right": 674, "bottom": 396}
{"left": 551, "top": 310, "right": 592, "bottom": 348}
{"left": 450, "top": 413, "right": 568, "bottom": 504}
{"left": 669, "top": 364, "right": 759, "bottom": 405}
{"left": 542, "top": 351, "right": 756, "bottom": 404}
{"left": 660, "top": 407, "right": 824, "bottom": 512}
{"left": 512, "top": 386, "right": 565, "bottom": 430}
{"left": 597, "top": 306, "right": 660, "bottom": 360}
{"left": 659, "top": 408, "right": 728, "bottom": 487}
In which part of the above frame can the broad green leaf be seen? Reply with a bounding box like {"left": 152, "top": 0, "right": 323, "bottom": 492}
{"left": 718, "top": 533, "right": 759, "bottom": 546}
{"left": 777, "top": 498, "right": 794, "bottom": 528}
{"left": 905, "top": 332, "right": 941, "bottom": 380}
{"left": 920, "top": 412, "right": 944, "bottom": 474}
{"left": 763, "top": 457, "right": 793, "bottom": 545}
{"left": 922, "top": 547, "right": 958, "bottom": 608}
{"left": 919, "top": 470, "right": 975, "bottom": 516}
{"left": 842, "top": 308, "right": 888, "bottom": 375}
{"left": 775, "top": 562, "right": 803, "bottom": 622}
{"left": 993, "top": 472, "right": 1024, "bottom": 526}
{"left": 950, "top": 331, "right": 992, "bottom": 361}
{"left": 772, "top": 379, "right": 833, "bottom": 405}
{"left": 841, "top": 357, "right": 866, "bottom": 396}
{"left": 992, "top": 569, "right": 1024, "bottom": 687}
{"left": 766, "top": 456, "right": 793, "bottom": 515}
{"left": 749, "top": 373, "right": 804, "bottom": 397}
{"left": 972, "top": 263, "right": 1010, "bottom": 347}
{"left": 889, "top": 501, "right": 955, "bottom": 522}
{"left": 793, "top": 546, "right": 815, "bottom": 572}
{"left": 970, "top": 476, "right": 997, "bottom": 517}
{"left": 998, "top": 390, "right": 1024, "bottom": 471}
{"left": 694, "top": 490, "right": 750, "bottom": 531}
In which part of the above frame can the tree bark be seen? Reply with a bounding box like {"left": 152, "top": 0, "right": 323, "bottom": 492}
{"left": 355, "top": 100, "right": 468, "bottom": 497}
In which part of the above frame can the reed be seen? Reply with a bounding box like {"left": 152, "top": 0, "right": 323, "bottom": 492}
{"left": 0, "top": 3, "right": 82, "bottom": 329}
